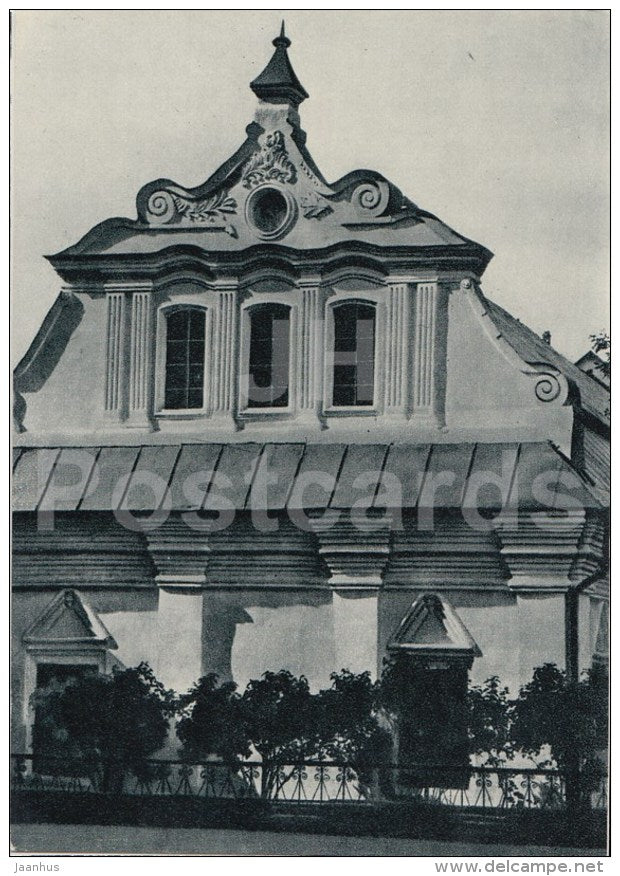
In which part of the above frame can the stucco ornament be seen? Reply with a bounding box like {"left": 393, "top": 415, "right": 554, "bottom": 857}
{"left": 350, "top": 179, "right": 390, "bottom": 218}
{"left": 145, "top": 188, "right": 237, "bottom": 226}
{"left": 534, "top": 372, "right": 563, "bottom": 403}
{"left": 300, "top": 192, "right": 332, "bottom": 219}
{"left": 527, "top": 363, "right": 568, "bottom": 404}
{"left": 241, "top": 130, "right": 297, "bottom": 189}
{"left": 171, "top": 190, "right": 237, "bottom": 224}
{"left": 245, "top": 184, "right": 298, "bottom": 240}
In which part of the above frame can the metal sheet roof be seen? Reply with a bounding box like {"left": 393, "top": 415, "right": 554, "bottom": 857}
{"left": 12, "top": 442, "right": 601, "bottom": 515}
{"left": 484, "top": 298, "right": 610, "bottom": 428}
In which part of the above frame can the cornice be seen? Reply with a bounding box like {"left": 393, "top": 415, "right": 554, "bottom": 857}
{"left": 47, "top": 240, "right": 492, "bottom": 286}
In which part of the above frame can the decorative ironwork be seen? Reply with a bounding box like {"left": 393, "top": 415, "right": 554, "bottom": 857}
{"left": 10, "top": 754, "right": 607, "bottom": 812}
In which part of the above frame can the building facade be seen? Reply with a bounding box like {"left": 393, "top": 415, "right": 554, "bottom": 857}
{"left": 12, "top": 28, "right": 609, "bottom": 755}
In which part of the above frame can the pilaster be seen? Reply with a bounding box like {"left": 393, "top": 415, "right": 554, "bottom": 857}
{"left": 156, "top": 589, "right": 204, "bottom": 694}
{"left": 126, "top": 285, "right": 154, "bottom": 429}
{"left": 103, "top": 289, "right": 127, "bottom": 421}
{"left": 384, "top": 281, "right": 411, "bottom": 418}
{"left": 211, "top": 279, "right": 239, "bottom": 427}
{"left": 411, "top": 281, "right": 448, "bottom": 426}
{"left": 310, "top": 517, "right": 386, "bottom": 679}
{"left": 297, "top": 276, "right": 324, "bottom": 425}
{"left": 495, "top": 510, "right": 607, "bottom": 688}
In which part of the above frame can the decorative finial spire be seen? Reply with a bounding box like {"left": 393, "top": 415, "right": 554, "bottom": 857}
{"left": 250, "top": 23, "right": 308, "bottom": 106}
{"left": 273, "top": 20, "right": 290, "bottom": 49}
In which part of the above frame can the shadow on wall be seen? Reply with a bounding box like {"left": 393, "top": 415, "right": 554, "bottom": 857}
{"left": 14, "top": 293, "right": 85, "bottom": 431}
{"left": 201, "top": 590, "right": 334, "bottom": 688}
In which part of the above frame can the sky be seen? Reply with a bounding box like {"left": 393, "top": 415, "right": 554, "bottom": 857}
{"left": 11, "top": 9, "right": 609, "bottom": 365}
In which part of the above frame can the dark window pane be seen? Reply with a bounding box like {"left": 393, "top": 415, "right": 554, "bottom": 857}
{"left": 164, "top": 309, "right": 206, "bottom": 409}
{"left": 250, "top": 349, "right": 272, "bottom": 367}
{"left": 335, "top": 333, "right": 356, "bottom": 353}
{"left": 333, "top": 384, "right": 355, "bottom": 406}
{"left": 189, "top": 309, "right": 205, "bottom": 339}
{"left": 247, "top": 304, "right": 290, "bottom": 409}
{"left": 187, "top": 389, "right": 203, "bottom": 409}
{"left": 189, "top": 340, "right": 205, "bottom": 364}
{"left": 332, "top": 301, "right": 376, "bottom": 407}
{"left": 166, "top": 341, "right": 186, "bottom": 364}
{"left": 253, "top": 367, "right": 272, "bottom": 389}
{"left": 249, "top": 188, "right": 288, "bottom": 234}
{"left": 165, "top": 388, "right": 185, "bottom": 409}
{"left": 334, "top": 365, "right": 355, "bottom": 386}
{"left": 189, "top": 364, "right": 204, "bottom": 387}
{"left": 272, "top": 387, "right": 289, "bottom": 407}
{"left": 166, "top": 364, "right": 186, "bottom": 388}
{"left": 166, "top": 310, "right": 188, "bottom": 340}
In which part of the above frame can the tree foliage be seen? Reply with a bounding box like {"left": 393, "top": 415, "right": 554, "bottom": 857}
{"left": 175, "top": 668, "right": 389, "bottom": 797}
{"left": 510, "top": 662, "right": 607, "bottom": 772}
{"left": 32, "top": 656, "right": 608, "bottom": 805}
{"left": 240, "top": 669, "right": 316, "bottom": 762}
{"left": 176, "top": 668, "right": 387, "bottom": 765}
{"left": 31, "top": 662, "right": 176, "bottom": 788}
{"left": 176, "top": 673, "right": 249, "bottom": 762}
{"left": 313, "top": 669, "right": 391, "bottom": 764}
{"left": 467, "top": 675, "right": 513, "bottom": 765}
{"left": 590, "top": 331, "right": 610, "bottom": 379}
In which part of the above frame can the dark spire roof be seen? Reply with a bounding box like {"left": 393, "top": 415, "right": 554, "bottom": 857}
{"left": 250, "top": 22, "right": 309, "bottom": 106}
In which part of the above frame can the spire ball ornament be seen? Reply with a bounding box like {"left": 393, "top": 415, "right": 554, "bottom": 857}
{"left": 273, "top": 21, "right": 291, "bottom": 49}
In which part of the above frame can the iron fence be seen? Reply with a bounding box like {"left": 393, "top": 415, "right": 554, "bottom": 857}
{"left": 10, "top": 754, "right": 607, "bottom": 811}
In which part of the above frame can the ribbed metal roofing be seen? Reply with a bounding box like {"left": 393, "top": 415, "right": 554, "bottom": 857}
{"left": 12, "top": 442, "right": 601, "bottom": 514}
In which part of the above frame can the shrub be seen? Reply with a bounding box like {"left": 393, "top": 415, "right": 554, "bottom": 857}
{"left": 176, "top": 668, "right": 391, "bottom": 799}
{"left": 32, "top": 662, "right": 176, "bottom": 790}
{"left": 510, "top": 663, "right": 607, "bottom": 771}
{"left": 314, "top": 669, "right": 389, "bottom": 763}
{"left": 176, "top": 673, "right": 250, "bottom": 762}
{"left": 467, "top": 675, "right": 513, "bottom": 765}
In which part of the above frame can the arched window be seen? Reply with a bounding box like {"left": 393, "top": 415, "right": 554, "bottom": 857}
{"left": 247, "top": 303, "right": 291, "bottom": 408}
{"left": 332, "top": 301, "right": 376, "bottom": 406}
{"left": 164, "top": 308, "right": 206, "bottom": 410}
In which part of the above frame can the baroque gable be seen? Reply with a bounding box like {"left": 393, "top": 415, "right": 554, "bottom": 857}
{"left": 69, "top": 121, "right": 454, "bottom": 257}
{"left": 48, "top": 29, "right": 490, "bottom": 267}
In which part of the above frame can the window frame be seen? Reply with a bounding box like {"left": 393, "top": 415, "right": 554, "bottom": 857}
{"left": 155, "top": 303, "right": 211, "bottom": 418}
{"left": 238, "top": 300, "right": 297, "bottom": 417}
{"left": 323, "top": 295, "right": 383, "bottom": 416}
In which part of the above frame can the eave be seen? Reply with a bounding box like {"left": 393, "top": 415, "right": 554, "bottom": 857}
{"left": 47, "top": 240, "right": 493, "bottom": 285}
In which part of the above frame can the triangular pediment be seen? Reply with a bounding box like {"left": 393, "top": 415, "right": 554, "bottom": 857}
{"left": 23, "top": 589, "right": 117, "bottom": 649}
{"left": 389, "top": 593, "right": 481, "bottom": 658}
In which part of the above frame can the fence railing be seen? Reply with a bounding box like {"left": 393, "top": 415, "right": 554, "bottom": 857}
{"left": 10, "top": 754, "right": 607, "bottom": 811}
